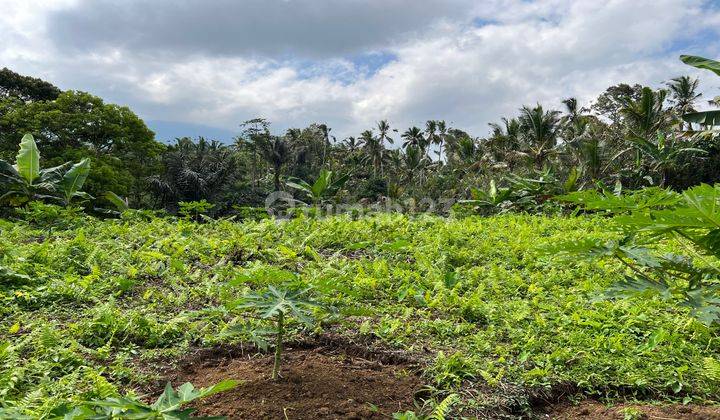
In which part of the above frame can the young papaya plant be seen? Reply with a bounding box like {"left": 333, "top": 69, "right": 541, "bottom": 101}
{"left": 0, "top": 134, "right": 92, "bottom": 207}
{"left": 544, "top": 183, "right": 720, "bottom": 325}
{"left": 229, "top": 286, "right": 320, "bottom": 380}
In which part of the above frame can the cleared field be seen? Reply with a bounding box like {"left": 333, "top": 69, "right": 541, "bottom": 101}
{"left": 1, "top": 212, "right": 719, "bottom": 417}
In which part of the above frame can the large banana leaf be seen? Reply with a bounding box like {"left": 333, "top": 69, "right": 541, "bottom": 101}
{"left": 311, "top": 169, "right": 332, "bottom": 198}
{"left": 680, "top": 55, "right": 720, "bottom": 76}
{"left": 0, "top": 160, "right": 23, "bottom": 186}
{"left": 104, "top": 191, "right": 130, "bottom": 211}
{"left": 60, "top": 158, "right": 90, "bottom": 203}
{"left": 15, "top": 134, "right": 40, "bottom": 184}
{"left": 39, "top": 162, "right": 73, "bottom": 186}
{"left": 683, "top": 110, "right": 720, "bottom": 126}
{"left": 679, "top": 55, "right": 720, "bottom": 127}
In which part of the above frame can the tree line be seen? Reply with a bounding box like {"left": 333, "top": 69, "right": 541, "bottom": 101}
{"left": 1, "top": 56, "right": 719, "bottom": 216}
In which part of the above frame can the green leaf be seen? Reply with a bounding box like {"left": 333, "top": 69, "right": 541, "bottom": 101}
{"left": 0, "top": 160, "right": 23, "bottom": 186}
{"left": 311, "top": 169, "right": 331, "bottom": 198}
{"left": 60, "top": 158, "right": 91, "bottom": 203}
{"left": 196, "top": 379, "right": 240, "bottom": 399}
{"left": 104, "top": 191, "right": 130, "bottom": 211}
{"left": 0, "top": 266, "right": 31, "bottom": 283}
{"left": 285, "top": 180, "right": 311, "bottom": 194}
{"left": 15, "top": 134, "right": 40, "bottom": 184}
{"left": 607, "top": 275, "right": 673, "bottom": 300}
{"left": 683, "top": 110, "right": 720, "bottom": 126}
{"left": 618, "top": 246, "right": 661, "bottom": 267}
{"left": 488, "top": 179, "right": 497, "bottom": 199}
{"left": 680, "top": 55, "right": 720, "bottom": 77}
{"left": 381, "top": 239, "right": 411, "bottom": 251}
{"left": 563, "top": 167, "right": 579, "bottom": 193}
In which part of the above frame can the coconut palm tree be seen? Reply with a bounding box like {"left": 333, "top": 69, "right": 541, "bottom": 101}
{"left": 561, "top": 98, "right": 589, "bottom": 140}
{"left": 454, "top": 135, "right": 486, "bottom": 173}
{"left": 402, "top": 126, "right": 427, "bottom": 156}
{"left": 148, "top": 137, "right": 238, "bottom": 206}
{"left": 618, "top": 87, "right": 674, "bottom": 173}
{"left": 424, "top": 120, "right": 439, "bottom": 160}
{"left": 254, "top": 136, "right": 291, "bottom": 192}
{"left": 487, "top": 118, "right": 521, "bottom": 169}
{"left": 666, "top": 76, "right": 701, "bottom": 130}
{"left": 620, "top": 87, "right": 671, "bottom": 140}
{"left": 343, "top": 136, "right": 362, "bottom": 153}
{"left": 436, "top": 120, "right": 449, "bottom": 161}
{"left": 376, "top": 120, "right": 394, "bottom": 146}
{"left": 317, "top": 124, "right": 333, "bottom": 165}
{"left": 517, "top": 105, "right": 562, "bottom": 169}
{"left": 361, "top": 130, "right": 386, "bottom": 175}
{"left": 623, "top": 131, "right": 706, "bottom": 187}
{"left": 402, "top": 144, "right": 429, "bottom": 186}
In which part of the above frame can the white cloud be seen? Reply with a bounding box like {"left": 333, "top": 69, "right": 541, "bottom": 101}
{"left": 1, "top": 0, "right": 719, "bottom": 140}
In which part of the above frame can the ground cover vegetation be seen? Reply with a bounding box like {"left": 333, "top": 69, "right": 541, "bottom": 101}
{"left": 3, "top": 211, "right": 720, "bottom": 418}
{"left": 2, "top": 55, "right": 720, "bottom": 417}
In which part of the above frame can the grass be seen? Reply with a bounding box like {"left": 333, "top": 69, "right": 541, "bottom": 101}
{"left": 1, "top": 210, "right": 719, "bottom": 416}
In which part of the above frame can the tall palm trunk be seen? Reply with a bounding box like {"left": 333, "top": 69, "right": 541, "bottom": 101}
{"left": 274, "top": 165, "right": 281, "bottom": 191}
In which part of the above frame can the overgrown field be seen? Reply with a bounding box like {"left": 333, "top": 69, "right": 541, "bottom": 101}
{"left": 1, "top": 212, "right": 720, "bottom": 416}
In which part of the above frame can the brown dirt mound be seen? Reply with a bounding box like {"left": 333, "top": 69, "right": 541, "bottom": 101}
{"left": 544, "top": 400, "right": 720, "bottom": 419}
{"left": 174, "top": 347, "right": 422, "bottom": 419}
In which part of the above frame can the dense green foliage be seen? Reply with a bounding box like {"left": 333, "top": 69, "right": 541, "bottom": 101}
{"left": 0, "top": 134, "right": 92, "bottom": 208}
{"left": 2, "top": 54, "right": 720, "bottom": 417}
{"left": 0, "top": 68, "right": 61, "bottom": 103}
{"left": 554, "top": 184, "right": 720, "bottom": 325}
{"left": 0, "top": 89, "right": 162, "bottom": 205}
{"left": 2, "top": 211, "right": 720, "bottom": 416}
{"left": 1, "top": 55, "right": 720, "bottom": 216}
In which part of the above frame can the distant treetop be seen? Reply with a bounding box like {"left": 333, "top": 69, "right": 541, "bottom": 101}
{"left": 0, "top": 67, "right": 62, "bottom": 102}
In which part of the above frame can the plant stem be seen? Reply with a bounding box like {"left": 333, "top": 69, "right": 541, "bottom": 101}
{"left": 272, "top": 310, "right": 284, "bottom": 380}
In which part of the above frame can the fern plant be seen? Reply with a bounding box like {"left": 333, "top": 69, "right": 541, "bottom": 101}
{"left": 392, "top": 393, "right": 460, "bottom": 420}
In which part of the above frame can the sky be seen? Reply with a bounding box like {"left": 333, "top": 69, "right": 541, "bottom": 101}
{"left": 2, "top": 0, "right": 720, "bottom": 143}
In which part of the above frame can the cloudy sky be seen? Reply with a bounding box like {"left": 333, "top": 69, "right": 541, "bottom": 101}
{"left": 2, "top": 0, "right": 720, "bottom": 142}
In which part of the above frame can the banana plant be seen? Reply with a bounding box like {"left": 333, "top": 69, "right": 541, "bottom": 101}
{"left": 0, "top": 134, "right": 92, "bottom": 206}
{"left": 461, "top": 180, "right": 514, "bottom": 209}
{"left": 286, "top": 169, "right": 349, "bottom": 205}
{"left": 57, "top": 159, "right": 92, "bottom": 206}
{"left": 618, "top": 131, "right": 706, "bottom": 187}
{"left": 104, "top": 191, "right": 130, "bottom": 211}
{"left": 680, "top": 55, "right": 720, "bottom": 127}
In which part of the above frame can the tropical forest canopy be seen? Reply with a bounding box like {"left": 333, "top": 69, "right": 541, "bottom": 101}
{"left": 1, "top": 54, "right": 720, "bottom": 216}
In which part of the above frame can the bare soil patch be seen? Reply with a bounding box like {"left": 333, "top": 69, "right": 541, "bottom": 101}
{"left": 543, "top": 400, "right": 720, "bottom": 419}
{"left": 172, "top": 345, "right": 422, "bottom": 419}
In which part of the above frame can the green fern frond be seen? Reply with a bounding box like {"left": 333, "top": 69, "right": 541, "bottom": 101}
{"left": 703, "top": 357, "right": 720, "bottom": 382}
{"left": 83, "top": 369, "right": 118, "bottom": 399}
{"left": 429, "top": 393, "right": 460, "bottom": 420}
